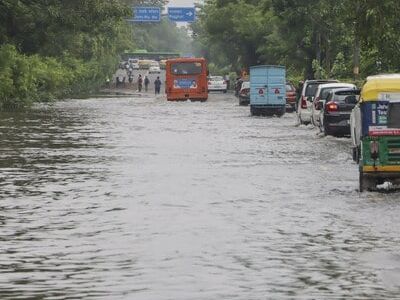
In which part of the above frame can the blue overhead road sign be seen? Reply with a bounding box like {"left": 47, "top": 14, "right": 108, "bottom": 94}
{"left": 168, "top": 7, "right": 196, "bottom": 22}
{"left": 132, "top": 7, "right": 160, "bottom": 22}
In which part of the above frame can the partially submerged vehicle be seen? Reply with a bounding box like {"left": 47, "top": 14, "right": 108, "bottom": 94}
{"left": 297, "top": 79, "right": 338, "bottom": 124}
{"left": 350, "top": 74, "right": 400, "bottom": 191}
{"left": 319, "top": 87, "right": 359, "bottom": 136}
{"left": 285, "top": 81, "right": 297, "bottom": 112}
{"left": 165, "top": 57, "right": 208, "bottom": 102}
{"left": 250, "top": 65, "right": 286, "bottom": 116}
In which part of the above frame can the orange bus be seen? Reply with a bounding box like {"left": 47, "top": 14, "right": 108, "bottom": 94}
{"left": 165, "top": 58, "right": 208, "bottom": 101}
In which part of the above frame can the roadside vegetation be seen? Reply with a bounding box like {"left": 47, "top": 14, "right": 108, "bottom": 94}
{"left": 0, "top": 0, "right": 196, "bottom": 110}
{"left": 4, "top": 0, "right": 399, "bottom": 110}
{"left": 192, "top": 0, "right": 400, "bottom": 81}
{"left": 0, "top": 0, "right": 132, "bottom": 110}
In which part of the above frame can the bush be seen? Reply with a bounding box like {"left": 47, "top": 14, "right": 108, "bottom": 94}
{"left": 0, "top": 44, "right": 118, "bottom": 111}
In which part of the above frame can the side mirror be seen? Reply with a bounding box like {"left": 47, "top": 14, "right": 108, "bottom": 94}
{"left": 316, "top": 101, "right": 323, "bottom": 110}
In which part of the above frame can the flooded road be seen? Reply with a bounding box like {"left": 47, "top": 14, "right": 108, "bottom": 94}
{"left": 1, "top": 93, "right": 400, "bottom": 299}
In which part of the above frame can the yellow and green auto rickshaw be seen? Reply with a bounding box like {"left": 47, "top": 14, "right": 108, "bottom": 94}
{"left": 350, "top": 74, "right": 400, "bottom": 191}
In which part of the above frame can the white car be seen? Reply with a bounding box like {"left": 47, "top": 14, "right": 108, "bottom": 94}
{"left": 128, "top": 59, "right": 139, "bottom": 70}
{"left": 208, "top": 76, "right": 227, "bottom": 93}
{"left": 310, "top": 83, "right": 356, "bottom": 127}
{"left": 149, "top": 63, "right": 161, "bottom": 74}
{"left": 297, "top": 79, "right": 338, "bottom": 125}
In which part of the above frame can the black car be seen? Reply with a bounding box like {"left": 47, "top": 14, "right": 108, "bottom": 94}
{"left": 319, "top": 88, "right": 359, "bottom": 136}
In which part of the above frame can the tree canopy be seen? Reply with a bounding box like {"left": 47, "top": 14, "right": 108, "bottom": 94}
{"left": 192, "top": 0, "right": 400, "bottom": 79}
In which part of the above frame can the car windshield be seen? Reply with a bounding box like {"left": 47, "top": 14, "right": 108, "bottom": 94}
{"left": 305, "top": 83, "right": 320, "bottom": 97}
{"left": 286, "top": 84, "right": 294, "bottom": 91}
{"left": 320, "top": 86, "right": 353, "bottom": 99}
{"left": 319, "top": 87, "right": 336, "bottom": 99}
{"left": 388, "top": 103, "right": 400, "bottom": 128}
{"left": 211, "top": 76, "right": 223, "bottom": 81}
{"left": 305, "top": 81, "right": 338, "bottom": 97}
{"left": 171, "top": 62, "right": 202, "bottom": 75}
{"left": 333, "top": 94, "right": 357, "bottom": 103}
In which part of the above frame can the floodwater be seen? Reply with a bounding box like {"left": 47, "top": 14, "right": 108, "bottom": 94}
{"left": 1, "top": 93, "right": 400, "bottom": 299}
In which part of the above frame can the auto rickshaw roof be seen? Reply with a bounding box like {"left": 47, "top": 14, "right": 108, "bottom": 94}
{"left": 361, "top": 74, "right": 400, "bottom": 102}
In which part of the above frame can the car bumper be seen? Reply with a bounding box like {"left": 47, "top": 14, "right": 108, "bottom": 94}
{"left": 250, "top": 105, "right": 285, "bottom": 116}
{"left": 208, "top": 85, "right": 227, "bottom": 91}
{"left": 286, "top": 97, "right": 296, "bottom": 106}
{"left": 298, "top": 108, "right": 312, "bottom": 123}
{"left": 167, "top": 92, "right": 208, "bottom": 101}
{"left": 325, "top": 114, "right": 351, "bottom": 134}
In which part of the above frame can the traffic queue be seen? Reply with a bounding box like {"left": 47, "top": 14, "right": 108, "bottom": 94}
{"left": 131, "top": 57, "right": 400, "bottom": 192}
{"left": 234, "top": 66, "right": 400, "bottom": 192}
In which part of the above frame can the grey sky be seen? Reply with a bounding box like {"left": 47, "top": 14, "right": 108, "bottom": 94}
{"left": 166, "top": 0, "right": 196, "bottom": 7}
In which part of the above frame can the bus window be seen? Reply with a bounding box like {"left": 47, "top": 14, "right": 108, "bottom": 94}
{"left": 171, "top": 62, "right": 202, "bottom": 75}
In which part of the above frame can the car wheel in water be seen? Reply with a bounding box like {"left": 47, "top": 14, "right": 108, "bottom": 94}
{"left": 250, "top": 107, "right": 258, "bottom": 116}
{"left": 359, "top": 170, "right": 364, "bottom": 192}
{"left": 319, "top": 116, "right": 325, "bottom": 132}
{"left": 295, "top": 113, "right": 302, "bottom": 126}
{"left": 352, "top": 147, "right": 358, "bottom": 162}
{"left": 359, "top": 169, "right": 377, "bottom": 192}
{"left": 323, "top": 123, "right": 331, "bottom": 136}
{"left": 352, "top": 146, "right": 361, "bottom": 164}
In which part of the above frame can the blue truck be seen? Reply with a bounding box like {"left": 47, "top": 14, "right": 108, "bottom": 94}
{"left": 250, "top": 65, "right": 286, "bottom": 116}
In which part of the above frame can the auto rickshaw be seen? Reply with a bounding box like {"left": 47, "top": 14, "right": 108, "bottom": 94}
{"left": 350, "top": 74, "right": 400, "bottom": 191}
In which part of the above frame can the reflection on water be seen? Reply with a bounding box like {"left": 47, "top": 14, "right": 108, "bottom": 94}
{"left": 0, "top": 95, "right": 399, "bottom": 299}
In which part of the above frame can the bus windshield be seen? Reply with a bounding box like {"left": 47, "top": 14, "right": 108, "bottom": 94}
{"left": 171, "top": 62, "right": 202, "bottom": 75}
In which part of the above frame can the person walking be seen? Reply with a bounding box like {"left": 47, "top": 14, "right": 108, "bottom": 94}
{"left": 137, "top": 74, "right": 143, "bottom": 92}
{"left": 154, "top": 76, "right": 162, "bottom": 95}
{"left": 144, "top": 76, "right": 150, "bottom": 92}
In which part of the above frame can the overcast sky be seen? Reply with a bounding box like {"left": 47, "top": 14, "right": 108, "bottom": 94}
{"left": 166, "top": 0, "right": 197, "bottom": 8}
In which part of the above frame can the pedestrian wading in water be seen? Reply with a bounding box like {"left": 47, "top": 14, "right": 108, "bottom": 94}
{"left": 138, "top": 74, "right": 143, "bottom": 92}
{"left": 144, "top": 76, "right": 150, "bottom": 92}
{"left": 154, "top": 76, "right": 162, "bottom": 95}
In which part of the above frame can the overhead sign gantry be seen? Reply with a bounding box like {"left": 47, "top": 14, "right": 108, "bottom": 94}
{"left": 129, "top": 6, "right": 196, "bottom": 23}
{"left": 167, "top": 7, "right": 196, "bottom": 22}
{"left": 131, "top": 7, "right": 161, "bottom": 22}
